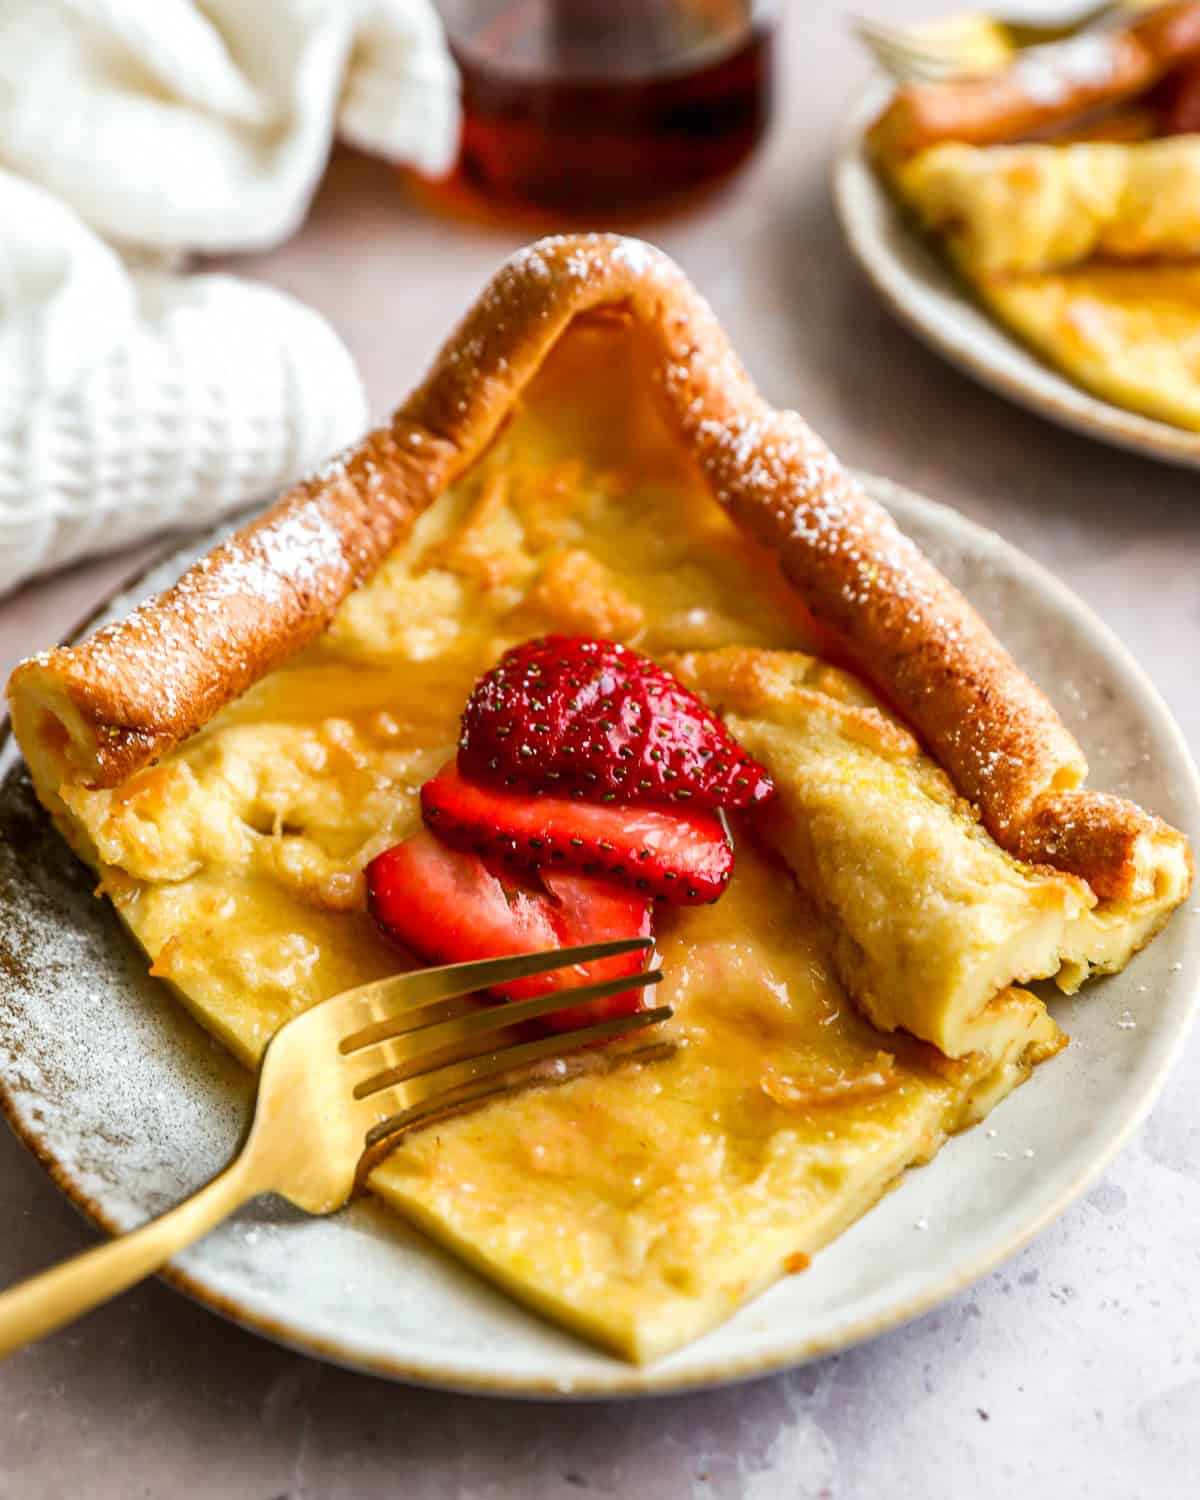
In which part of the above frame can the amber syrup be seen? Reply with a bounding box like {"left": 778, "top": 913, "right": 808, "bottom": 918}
{"left": 419, "top": 4, "right": 775, "bottom": 220}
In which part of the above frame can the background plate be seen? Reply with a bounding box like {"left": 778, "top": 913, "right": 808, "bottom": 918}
{"left": 1, "top": 474, "right": 1198, "bottom": 1397}
{"left": 832, "top": 84, "right": 1200, "bottom": 472}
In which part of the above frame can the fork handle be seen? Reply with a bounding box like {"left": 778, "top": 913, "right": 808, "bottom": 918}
{"left": 0, "top": 1150, "right": 260, "bottom": 1358}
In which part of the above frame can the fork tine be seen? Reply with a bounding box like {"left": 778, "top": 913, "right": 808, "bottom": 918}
{"left": 855, "top": 24, "right": 959, "bottom": 82}
{"left": 360, "top": 1038, "right": 678, "bottom": 1151}
{"left": 359, "top": 1005, "right": 675, "bottom": 1145}
{"left": 853, "top": 17, "right": 925, "bottom": 50}
{"left": 333, "top": 937, "right": 653, "bottom": 1047}
{"left": 855, "top": 15, "right": 999, "bottom": 82}
{"left": 854, "top": 17, "right": 952, "bottom": 59}
{"left": 349, "top": 970, "right": 664, "bottom": 1098}
{"left": 855, "top": 34, "right": 951, "bottom": 84}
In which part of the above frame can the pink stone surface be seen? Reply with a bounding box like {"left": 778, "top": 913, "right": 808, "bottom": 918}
{"left": 2, "top": 5, "right": 1198, "bottom": 1496}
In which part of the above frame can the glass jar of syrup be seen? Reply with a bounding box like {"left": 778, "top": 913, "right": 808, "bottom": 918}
{"left": 427, "top": 0, "right": 777, "bottom": 217}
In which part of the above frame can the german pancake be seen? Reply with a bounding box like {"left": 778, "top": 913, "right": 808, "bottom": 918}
{"left": 8, "top": 235, "right": 1190, "bottom": 1361}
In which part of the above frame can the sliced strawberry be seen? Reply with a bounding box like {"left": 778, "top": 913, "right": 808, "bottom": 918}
{"left": 421, "top": 762, "right": 732, "bottom": 904}
{"left": 457, "top": 635, "right": 774, "bottom": 810}
{"left": 535, "top": 870, "right": 654, "bottom": 1030}
{"left": 365, "top": 831, "right": 653, "bottom": 1030}
{"left": 366, "top": 830, "right": 558, "bottom": 985}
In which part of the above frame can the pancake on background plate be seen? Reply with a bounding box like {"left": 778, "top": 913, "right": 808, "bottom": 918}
{"left": 868, "top": 1, "right": 1200, "bottom": 431}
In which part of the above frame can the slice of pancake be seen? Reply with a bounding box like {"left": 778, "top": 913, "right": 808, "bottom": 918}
{"left": 8, "top": 235, "right": 1190, "bottom": 1362}
{"left": 983, "top": 264, "right": 1200, "bottom": 433}
{"left": 887, "top": 136, "right": 1200, "bottom": 432}
{"left": 670, "top": 646, "right": 1188, "bottom": 1053}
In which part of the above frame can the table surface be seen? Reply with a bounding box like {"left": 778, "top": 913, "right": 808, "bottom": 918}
{"left": 3, "top": 5, "right": 1199, "bottom": 1497}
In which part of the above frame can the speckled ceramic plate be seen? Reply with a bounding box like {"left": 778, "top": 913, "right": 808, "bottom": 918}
{"left": 832, "top": 83, "right": 1200, "bottom": 471}
{"left": 1, "top": 475, "right": 1198, "bottom": 1397}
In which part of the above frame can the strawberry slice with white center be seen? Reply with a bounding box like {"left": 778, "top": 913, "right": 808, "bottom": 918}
{"left": 421, "top": 762, "right": 732, "bottom": 904}
{"left": 365, "top": 830, "right": 653, "bottom": 1030}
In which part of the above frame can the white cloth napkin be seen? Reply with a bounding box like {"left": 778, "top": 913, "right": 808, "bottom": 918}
{"left": 0, "top": 0, "right": 461, "bottom": 597}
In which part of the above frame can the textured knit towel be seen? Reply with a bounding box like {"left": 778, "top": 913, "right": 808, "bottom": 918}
{"left": 0, "top": 0, "right": 460, "bottom": 596}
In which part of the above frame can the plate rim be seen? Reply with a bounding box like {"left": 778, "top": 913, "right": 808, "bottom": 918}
{"left": 1, "top": 477, "right": 1198, "bottom": 1398}
{"left": 830, "top": 81, "right": 1200, "bottom": 472}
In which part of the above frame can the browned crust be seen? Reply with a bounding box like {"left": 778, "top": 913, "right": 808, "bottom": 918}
{"left": 5, "top": 233, "right": 1189, "bottom": 900}
{"left": 8, "top": 426, "right": 455, "bottom": 787}
{"left": 867, "top": 1, "right": 1200, "bottom": 161}
{"left": 1012, "top": 790, "right": 1194, "bottom": 903}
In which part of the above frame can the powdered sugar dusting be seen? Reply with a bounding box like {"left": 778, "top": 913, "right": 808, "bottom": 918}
{"left": 1012, "top": 33, "right": 1117, "bottom": 107}
{"left": 504, "top": 245, "right": 552, "bottom": 282}
{"left": 1, "top": 465, "right": 1195, "bottom": 1389}
{"left": 220, "top": 502, "right": 344, "bottom": 594}
{"left": 78, "top": 497, "right": 349, "bottom": 718}
{"left": 609, "top": 237, "right": 658, "bottom": 277}
{"left": 652, "top": 318, "right": 1078, "bottom": 829}
{"left": 503, "top": 233, "right": 661, "bottom": 288}
{"left": 0, "top": 767, "right": 251, "bottom": 1228}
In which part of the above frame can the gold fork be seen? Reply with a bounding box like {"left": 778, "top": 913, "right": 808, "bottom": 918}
{"left": 854, "top": 2, "right": 1160, "bottom": 85}
{"left": 0, "top": 940, "right": 666, "bottom": 1358}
